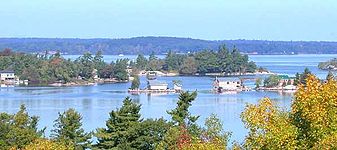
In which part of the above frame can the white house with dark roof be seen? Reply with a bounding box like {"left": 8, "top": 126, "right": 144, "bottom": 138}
{"left": 0, "top": 70, "right": 15, "bottom": 82}
{"left": 147, "top": 80, "right": 168, "bottom": 90}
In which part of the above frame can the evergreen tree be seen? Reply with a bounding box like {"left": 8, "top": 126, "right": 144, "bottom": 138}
{"left": 93, "top": 50, "right": 106, "bottom": 77}
{"left": 167, "top": 91, "right": 200, "bottom": 136}
{"left": 51, "top": 108, "right": 91, "bottom": 150}
{"left": 114, "top": 59, "right": 129, "bottom": 81}
{"left": 94, "top": 97, "right": 142, "bottom": 149}
{"left": 294, "top": 73, "right": 301, "bottom": 85}
{"left": 130, "top": 75, "right": 140, "bottom": 90}
{"left": 300, "top": 68, "right": 312, "bottom": 85}
{"left": 136, "top": 54, "right": 148, "bottom": 70}
{"left": 0, "top": 104, "right": 44, "bottom": 149}
{"left": 179, "top": 56, "right": 197, "bottom": 75}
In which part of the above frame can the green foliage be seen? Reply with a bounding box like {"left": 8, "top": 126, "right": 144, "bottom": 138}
{"left": 202, "top": 114, "right": 230, "bottom": 148}
{"left": 163, "top": 50, "right": 185, "bottom": 71}
{"left": 179, "top": 56, "right": 197, "bottom": 75}
{"left": 0, "top": 104, "right": 44, "bottom": 149}
{"left": 51, "top": 109, "right": 91, "bottom": 150}
{"left": 130, "top": 75, "right": 140, "bottom": 89}
{"left": 255, "top": 78, "right": 262, "bottom": 88}
{"left": 129, "top": 118, "right": 171, "bottom": 150}
{"left": 294, "top": 68, "right": 312, "bottom": 86}
{"left": 114, "top": 59, "right": 129, "bottom": 81}
{"left": 167, "top": 91, "right": 200, "bottom": 136}
{"left": 94, "top": 97, "right": 142, "bottom": 149}
{"left": 263, "top": 74, "right": 281, "bottom": 87}
{"left": 135, "top": 54, "right": 148, "bottom": 70}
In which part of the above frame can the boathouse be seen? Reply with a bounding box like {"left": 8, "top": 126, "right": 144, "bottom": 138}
{"left": 278, "top": 75, "right": 295, "bottom": 87}
{"left": 213, "top": 77, "right": 242, "bottom": 92}
{"left": 147, "top": 80, "right": 168, "bottom": 90}
{"left": 0, "top": 70, "right": 15, "bottom": 82}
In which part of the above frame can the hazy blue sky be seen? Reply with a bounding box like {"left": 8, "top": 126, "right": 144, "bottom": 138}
{"left": 1, "top": 0, "right": 336, "bottom": 41}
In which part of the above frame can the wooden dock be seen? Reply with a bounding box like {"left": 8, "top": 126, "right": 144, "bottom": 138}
{"left": 128, "top": 89, "right": 178, "bottom": 93}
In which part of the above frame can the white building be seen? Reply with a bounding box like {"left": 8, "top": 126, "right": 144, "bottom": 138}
{"left": 0, "top": 70, "right": 15, "bottom": 82}
{"left": 147, "top": 80, "right": 168, "bottom": 90}
{"left": 213, "top": 77, "right": 242, "bottom": 92}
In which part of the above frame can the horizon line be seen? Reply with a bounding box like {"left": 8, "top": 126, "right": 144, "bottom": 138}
{"left": 0, "top": 36, "right": 336, "bottom": 43}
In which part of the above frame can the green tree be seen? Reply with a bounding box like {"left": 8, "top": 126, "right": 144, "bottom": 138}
{"left": 51, "top": 108, "right": 91, "bottom": 150}
{"left": 255, "top": 78, "right": 262, "bottom": 89}
{"left": 94, "top": 97, "right": 142, "bottom": 149}
{"left": 263, "top": 75, "right": 281, "bottom": 88}
{"left": 135, "top": 54, "right": 148, "bottom": 70}
{"left": 130, "top": 75, "right": 140, "bottom": 90}
{"left": 0, "top": 104, "right": 44, "bottom": 149}
{"left": 114, "top": 59, "right": 129, "bottom": 81}
{"left": 179, "top": 56, "right": 197, "bottom": 75}
{"left": 300, "top": 67, "right": 312, "bottom": 85}
{"left": 167, "top": 91, "right": 200, "bottom": 136}
{"left": 76, "top": 52, "right": 94, "bottom": 80}
{"left": 93, "top": 50, "right": 107, "bottom": 77}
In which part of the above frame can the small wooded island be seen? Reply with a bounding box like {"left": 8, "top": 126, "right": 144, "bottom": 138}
{"left": 0, "top": 45, "right": 270, "bottom": 86}
{"left": 318, "top": 58, "right": 337, "bottom": 70}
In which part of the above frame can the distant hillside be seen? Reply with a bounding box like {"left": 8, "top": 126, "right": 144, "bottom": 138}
{"left": 1, "top": 37, "right": 337, "bottom": 54}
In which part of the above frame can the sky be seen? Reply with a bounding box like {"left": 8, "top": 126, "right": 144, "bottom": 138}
{"left": 1, "top": 0, "right": 337, "bottom": 41}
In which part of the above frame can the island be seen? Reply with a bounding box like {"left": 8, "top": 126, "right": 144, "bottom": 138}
{"left": 318, "top": 58, "right": 337, "bottom": 70}
{"left": 0, "top": 45, "right": 269, "bottom": 87}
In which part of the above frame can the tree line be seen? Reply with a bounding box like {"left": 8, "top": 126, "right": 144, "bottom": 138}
{"left": 2, "top": 37, "right": 337, "bottom": 55}
{"left": 0, "top": 49, "right": 129, "bottom": 84}
{"left": 0, "top": 45, "right": 257, "bottom": 85}
{"left": 133, "top": 45, "right": 257, "bottom": 75}
{"left": 2, "top": 73, "right": 337, "bottom": 149}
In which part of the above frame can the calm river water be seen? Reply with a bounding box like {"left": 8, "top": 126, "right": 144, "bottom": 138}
{"left": 1, "top": 54, "right": 336, "bottom": 142}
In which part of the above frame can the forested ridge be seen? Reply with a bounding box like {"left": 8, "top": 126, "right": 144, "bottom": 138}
{"left": 1, "top": 37, "right": 337, "bottom": 54}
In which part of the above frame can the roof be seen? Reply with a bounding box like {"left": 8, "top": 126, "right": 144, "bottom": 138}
{"left": 148, "top": 80, "right": 168, "bottom": 86}
{"left": 0, "top": 70, "right": 14, "bottom": 74}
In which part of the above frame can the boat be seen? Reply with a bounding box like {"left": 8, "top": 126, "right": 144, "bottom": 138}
{"left": 118, "top": 54, "right": 124, "bottom": 57}
{"left": 146, "top": 71, "right": 157, "bottom": 80}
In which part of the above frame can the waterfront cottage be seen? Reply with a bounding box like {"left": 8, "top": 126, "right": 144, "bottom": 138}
{"left": 278, "top": 75, "right": 295, "bottom": 87}
{"left": 213, "top": 77, "right": 242, "bottom": 92}
{"left": 147, "top": 80, "right": 168, "bottom": 90}
{"left": 0, "top": 70, "right": 15, "bottom": 82}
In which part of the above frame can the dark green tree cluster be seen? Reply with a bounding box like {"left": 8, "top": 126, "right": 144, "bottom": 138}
{"left": 133, "top": 45, "right": 257, "bottom": 75}
{"left": 263, "top": 74, "right": 281, "bottom": 88}
{"left": 0, "top": 105, "right": 91, "bottom": 149}
{"left": 0, "top": 92, "right": 231, "bottom": 149}
{"left": 130, "top": 75, "right": 140, "bottom": 90}
{"left": 0, "top": 49, "right": 129, "bottom": 84}
{"left": 0, "top": 105, "right": 44, "bottom": 149}
{"left": 94, "top": 97, "right": 170, "bottom": 149}
{"left": 294, "top": 68, "right": 312, "bottom": 85}
{"left": 51, "top": 109, "right": 92, "bottom": 149}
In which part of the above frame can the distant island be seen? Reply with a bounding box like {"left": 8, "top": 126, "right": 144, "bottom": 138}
{"left": 318, "top": 58, "right": 337, "bottom": 70}
{"left": 1, "top": 37, "right": 337, "bottom": 55}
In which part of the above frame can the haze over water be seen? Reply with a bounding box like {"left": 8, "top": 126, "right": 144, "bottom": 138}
{"left": 1, "top": 54, "right": 336, "bottom": 142}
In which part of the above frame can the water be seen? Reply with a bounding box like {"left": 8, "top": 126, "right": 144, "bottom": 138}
{"left": 1, "top": 54, "right": 337, "bottom": 143}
